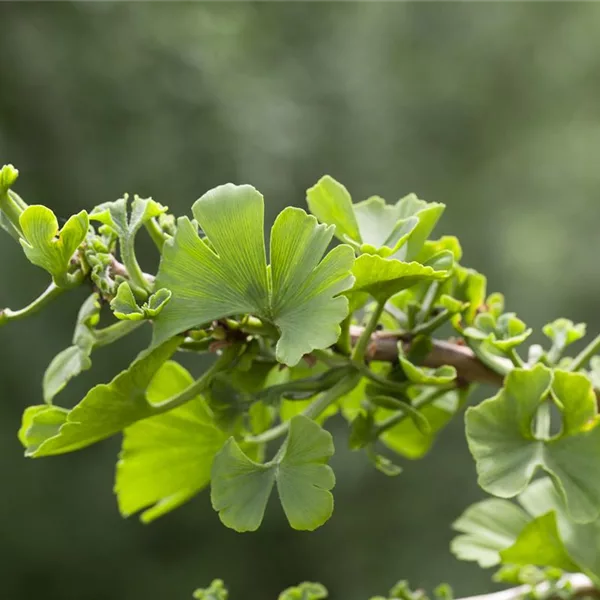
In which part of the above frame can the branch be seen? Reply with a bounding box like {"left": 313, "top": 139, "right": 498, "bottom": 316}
{"left": 349, "top": 325, "right": 504, "bottom": 387}
{"left": 458, "top": 573, "right": 595, "bottom": 600}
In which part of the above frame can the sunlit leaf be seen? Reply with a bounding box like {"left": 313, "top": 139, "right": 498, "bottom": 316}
{"left": 192, "top": 579, "right": 228, "bottom": 600}
{"left": 25, "top": 338, "right": 181, "bottom": 457}
{"left": 451, "top": 498, "right": 531, "bottom": 567}
{"left": 278, "top": 582, "right": 329, "bottom": 600}
{"left": 543, "top": 318, "right": 586, "bottom": 348}
{"left": 18, "top": 405, "right": 69, "bottom": 455}
{"left": 466, "top": 365, "right": 600, "bottom": 522}
{"left": 350, "top": 254, "right": 449, "bottom": 304}
{"left": 115, "top": 361, "right": 229, "bottom": 522}
{"left": 19, "top": 205, "right": 88, "bottom": 286}
{"left": 152, "top": 183, "right": 354, "bottom": 366}
{"left": 500, "top": 512, "right": 579, "bottom": 572}
{"left": 399, "top": 357, "right": 456, "bottom": 385}
{"left": 43, "top": 293, "right": 100, "bottom": 403}
{"left": 110, "top": 281, "right": 172, "bottom": 321}
{"left": 211, "top": 415, "right": 335, "bottom": 532}
{"left": 307, "top": 175, "right": 444, "bottom": 260}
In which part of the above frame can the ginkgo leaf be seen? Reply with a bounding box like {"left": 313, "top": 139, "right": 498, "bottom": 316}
{"left": 349, "top": 253, "right": 450, "bottom": 304}
{"left": 43, "top": 293, "right": 100, "bottom": 403}
{"left": 306, "top": 175, "right": 444, "bottom": 260}
{"left": 278, "top": 582, "right": 329, "bottom": 600}
{"left": 466, "top": 365, "right": 600, "bottom": 523}
{"left": 19, "top": 205, "right": 88, "bottom": 286}
{"left": 211, "top": 415, "right": 335, "bottom": 532}
{"left": 452, "top": 476, "right": 600, "bottom": 579}
{"left": 90, "top": 194, "right": 166, "bottom": 239}
{"left": 24, "top": 338, "right": 181, "bottom": 457}
{"left": 115, "top": 361, "right": 229, "bottom": 522}
{"left": 451, "top": 498, "right": 531, "bottom": 568}
{"left": 399, "top": 357, "right": 456, "bottom": 385}
{"left": 91, "top": 194, "right": 167, "bottom": 293}
{"left": 500, "top": 512, "right": 580, "bottom": 572}
{"left": 519, "top": 477, "right": 600, "bottom": 581}
{"left": 0, "top": 164, "right": 24, "bottom": 241}
{"left": 152, "top": 183, "right": 355, "bottom": 366}
{"left": 381, "top": 388, "right": 467, "bottom": 459}
{"left": 110, "top": 281, "right": 171, "bottom": 321}
{"left": 18, "top": 405, "right": 69, "bottom": 455}
{"left": 543, "top": 319, "right": 586, "bottom": 348}
{"left": 192, "top": 579, "right": 228, "bottom": 600}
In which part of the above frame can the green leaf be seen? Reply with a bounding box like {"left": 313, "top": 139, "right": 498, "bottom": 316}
{"left": 451, "top": 498, "right": 531, "bottom": 568}
{"left": 543, "top": 319, "right": 586, "bottom": 348}
{"left": 466, "top": 365, "right": 600, "bottom": 523}
{"left": 26, "top": 338, "right": 181, "bottom": 457}
{"left": 350, "top": 254, "right": 449, "bottom": 304}
{"left": 0, "top": 164, "right": 25, "bottom": 241}
{"left": 211, "top": 415, "right": 335, "bottom": 532}
{"left": 90, "top": 194, "right": 166, "bottom": 239}
{"left": 500, "top": 512, "right": 580, "bottom": 572}
{"left": 306, "top": 175, "right": 360, "bottom": 244}
{"left": 519, "top": 477, "right": 600, "bottom": 581}
{"left": 192, "top": 580, "right": 228, "bottom": 600}
{"left": 381, "top": 388, "right": 467, "bottom": 459}
{"left": 110, "top": 282, "right": 172, "bottom": 321}
{"left": 115, "top": 361, "right": 229, "bottom": 522}
{"left": 306, "top": 176, "right": 444, "bottom": 260}
{"left": 43, "top": 293, "right": 100, "bottom": 403}
{"left": 278, "top": 582, "right": 329, "bottom": 600}
{"left": 18, "top": 405, "right": 69, "bottom": 455}
{"left": 399, "top": 357, "right": 457, "bottom": 385}
{"left": 91, "top": 194, "right": 167, "bottom": 293}
{"left": 153, "top": 183, "right": 354, "bottom": 366}
{"left": 19, "top": 205, "right": 88, "bottom": 286}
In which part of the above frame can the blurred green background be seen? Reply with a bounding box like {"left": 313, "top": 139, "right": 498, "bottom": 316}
{"left": 1, "top": 2, "right": 600, "bottom": 599}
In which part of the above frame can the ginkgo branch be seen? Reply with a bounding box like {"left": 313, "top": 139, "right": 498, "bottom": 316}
{"left": 458, "top": 573, "right": 595, "bottom": 600}
{"left": 0, "top": 282, "right": 63, "bottom": 326}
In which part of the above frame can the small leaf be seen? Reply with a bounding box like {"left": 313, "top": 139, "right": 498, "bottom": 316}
{"left": 380, "top": 390, "right": 466, "bottom": 459}
{"left": 399, "top": 357, "right": 456, "bottom": 385}
{"left": 500, "top": 512, "right": 580, "bottom": 572}
{"left": 43, "top": 293, "right": 100, "bottom": 403}
{"left": 110, "top": 282, "right": 172, "bottom": 321}
{"left": 27, "top": 338, "right": 181, "bottom": 457}
{"left": 350, "top": 254, "right": 449, "bottom": 304}
{"left": 365, "top": 445, "right": 403, "bottom": 477}
{"left": 153, "top": 184, "right": 354, "bottom": 366}
{"left": 307, "top": 176, "right": 444, "bottom": 260}
{"left": 278, "top": 582, "right": 329, "bottom": 600}
{"left": 19, "top": 205, "right": 88, "bottom": 286}
{"left": 211, "top": 415, "right": 335, "bottom": 532}
{"left": 306, "top": 175, "right": 361, "bottom": 244}
{"left": 115, "top": 361, "right": 229, "bottom": 522}
{"left": 451, "top": 498, "right": 532, "bottom": 568}
{"left": 192, "top": 579, "right": 228, "bottom": 600}
{"left": 18, "top": 405, "right": 69, "bottom": 455}
{"left": 110, "top": 282, "right": 145, "bottom": 320}
{"left": 466, "top": 365, "right": 600, "bottom": 522}
{"left": 543, "top": 318, "right": 586, "bottom": 347}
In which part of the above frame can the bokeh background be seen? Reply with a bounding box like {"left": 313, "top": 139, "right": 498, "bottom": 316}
{"left": 1, "top": 2, "right": 600, "bottom": 599}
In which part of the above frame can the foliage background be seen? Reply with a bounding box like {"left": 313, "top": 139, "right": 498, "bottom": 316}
{"left": 1, "top": 3, "right": 600, "bottom": 599}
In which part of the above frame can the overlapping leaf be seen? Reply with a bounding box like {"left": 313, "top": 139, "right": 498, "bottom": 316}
{"left": 115, "top": 361, "right": 230, "bottom": 522}
{"left": 211, "top": 415, "right": 335, "bottom": 532}
{"left": 22, "top": 338, "right": 181, "bottom": 457}
{"left": 0, "top": 164, "right": 25, "bottom": 241}
{"left": 349, "top": 254, "right": 450, "bottom": 304}
{"left": 110, "top": 281, "right": 171, "bottom": 321}
{"left": 152, "top": 183, "right": 355, "bottom": 366}
{"left": 19, "top": 205, "right": 88, "bottom": 286}
{"left": 43, "top": 294, "right": 100, "bottom": 403}
{"left": 451, "top": 477, "right": 600, "bottom": 581}
{"left": 466, "top": 365, "right": 600, "bottom": 522}
{"left": 306, "top": 175, "right": 444, "bottom": 260}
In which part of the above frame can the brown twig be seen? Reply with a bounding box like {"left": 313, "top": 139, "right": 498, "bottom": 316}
{"left": 349, "top": 325, "right": 504, "bottom": 387}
